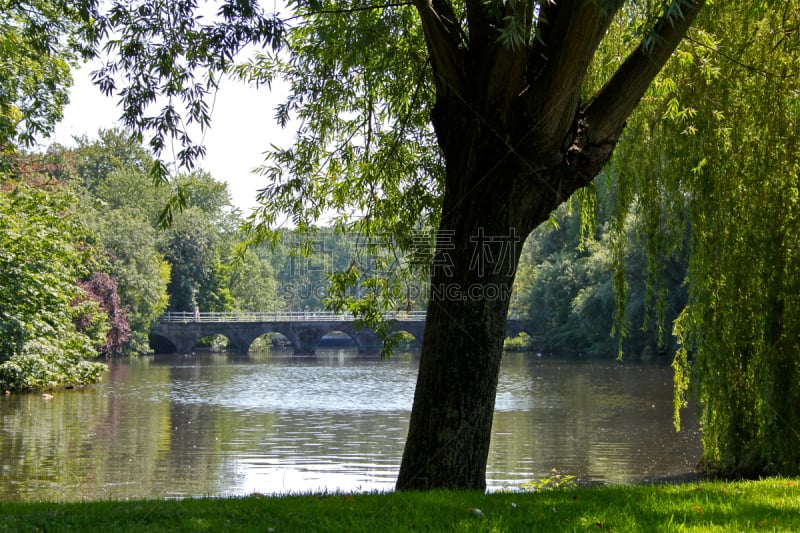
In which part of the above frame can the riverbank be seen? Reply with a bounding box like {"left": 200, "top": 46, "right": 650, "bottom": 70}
{"left": 1, "top": 478, "right": 797, "bottom": 532}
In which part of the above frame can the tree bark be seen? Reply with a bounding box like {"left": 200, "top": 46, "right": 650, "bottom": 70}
{"left": 396, "top": 160, "right": 528, "bottom": 490}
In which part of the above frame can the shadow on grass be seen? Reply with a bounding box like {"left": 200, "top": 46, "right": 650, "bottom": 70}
{"left": 0, "top": 480, "right": 798, "bottom": 532}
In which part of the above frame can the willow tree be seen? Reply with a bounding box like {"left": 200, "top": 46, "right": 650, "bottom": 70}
{"left": 94, "top": 0, "right": 704, "bottom": 490}
{"left": 612, "top": 1, "right": 800, "bottom": 478}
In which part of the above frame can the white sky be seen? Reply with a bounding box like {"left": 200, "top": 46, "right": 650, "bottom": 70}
{"left": 48, "top": 63, "right": 291, "bottom": 213}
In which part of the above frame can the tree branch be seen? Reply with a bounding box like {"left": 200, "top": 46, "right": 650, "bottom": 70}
{"left": 413, "top": 0, "right": 468, "bottom": 98}
{"left": 529, "top": 0, "right": 559, "bottom": 68}
{"left": 583, "top": 0, "right": 706, "bottom": 145}
{"left": 525, "top": 0, "right": 620, "bottom": 152}
{"left": 685, "top": 34, "right": 790, "bottom": 80}
{"left": 465, "top": 0, "right": 491, "bottom": 51}
{"left": 481, "top": 0, "right": 531, "bottom": 104}
{"left": 285, "top": 2, "right": 415, "bottom": 22}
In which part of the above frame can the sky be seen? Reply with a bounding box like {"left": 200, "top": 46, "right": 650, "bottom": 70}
{"left": 48, "top": 63, "right": 291, "bottom": 213}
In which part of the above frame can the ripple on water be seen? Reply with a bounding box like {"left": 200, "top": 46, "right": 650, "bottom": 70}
{"left": 169, "top": 361, "right": 419, "bottom": 412}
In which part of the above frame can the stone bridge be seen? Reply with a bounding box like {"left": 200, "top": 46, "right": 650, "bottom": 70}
{"left": 149, "top": 311, "right": 534, "bottom": 355}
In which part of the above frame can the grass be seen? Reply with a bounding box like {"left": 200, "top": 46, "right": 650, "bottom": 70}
{"left": 0, "top": 479, "right": 798, "bottom": 532}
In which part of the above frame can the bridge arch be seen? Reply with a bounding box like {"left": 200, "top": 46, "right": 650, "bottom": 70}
{"left": 148, "top": 333, "right": 177, "bottom": 353}
{"left": 251, "top": 331, "right": 293, "bottom": 350}
{"left": 191, "top": 327, "right": 248, "bottom": 353}
{"left": 505, "top": 319, "right": 535, "bottom": 339}
{"left": 318, "top": 329, "right": 358, "bottom": 349}
{"left": 388, "top": 329, "right": 422, "bottom": 351}
{"left": 228, "top": 325, "right": 300, "bottom": 354}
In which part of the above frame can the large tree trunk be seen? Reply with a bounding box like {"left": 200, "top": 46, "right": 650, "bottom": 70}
{"left": 395, "top": 269, "right": 512, "bottom": 490}
{"left": 396, "top": 147, "right": 536, "bottom": 490}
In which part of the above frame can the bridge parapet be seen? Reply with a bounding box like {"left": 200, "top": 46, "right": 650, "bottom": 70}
{"left": 156, "top": 310, "right": 428, "bottom": 324}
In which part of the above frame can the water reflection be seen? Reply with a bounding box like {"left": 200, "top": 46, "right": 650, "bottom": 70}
{"left": 0, "top": 351, "right": 700, "bottom": 501}
{"left": 490, "top": 356, "right": 700, "bottom": 488}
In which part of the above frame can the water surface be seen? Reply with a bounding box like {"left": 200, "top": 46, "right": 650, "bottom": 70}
{"left": 0, "top": 351, "right": 700, "bottom": 501}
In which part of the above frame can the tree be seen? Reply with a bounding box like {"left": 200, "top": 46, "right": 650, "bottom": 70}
{"left": 611, "top": 2, "right": 800, "bottom": 477}
{"left": 45, "top": 131, "right": 172, "bottom": 353}
{"left": 230, "top": 250, "right": 282, "bottom": 312}
{"left": 87, "top": 207, "right": 170, "bottom": 353}
{"left": 160, "top": 172, "right": 239, "bottom": 313}
{"left": 76, "top": 271, "right": 130, "bottom": 356}
{"left": 509, "top": 197, "right": 688, "bottom": 357}
{"left": 59, "top": 129, "right": 154, "bottom": 196}
{"left": 0, "top": 0, "right": 98, "bottom": 148}
{"left": 0, "top": 180, "right": 106, "bottom": 390}
{"left": 46, "top": 129, "right": 256, "bottom": 348}
{"left": 161, "top": 208, "right": 219, "bottom": 311}
{"left": 94, "top": 0, "right": 704, "bottom": 489}
{"left": 175, "top": 170, "right": 233, "bottom": 222}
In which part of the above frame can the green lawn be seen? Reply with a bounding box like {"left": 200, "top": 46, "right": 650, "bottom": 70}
{"left": 1, "top": 479, "right": 798, "bottom": 532}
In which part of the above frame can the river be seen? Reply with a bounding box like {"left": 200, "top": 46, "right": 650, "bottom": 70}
{"left": 0, "top": 350, "right": 701, "bottom": 501}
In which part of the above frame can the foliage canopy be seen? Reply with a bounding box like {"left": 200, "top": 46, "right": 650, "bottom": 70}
{"left": 0, "top": 0, "right": 98, "bottom": 148}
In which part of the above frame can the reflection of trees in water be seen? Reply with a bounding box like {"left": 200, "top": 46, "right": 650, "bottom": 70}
{"left": 0, "top": 354, "right": 700, "bottom": 500}
{"left": 0, "top": 361, "right": 171, "bottom": 501}
{"left": 489, "top": 356, "right": 701, "bottom": 486}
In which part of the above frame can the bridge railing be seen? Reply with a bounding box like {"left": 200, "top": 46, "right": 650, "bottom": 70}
{"left": 155, "top": 311, "right": 428, "bottom": 323}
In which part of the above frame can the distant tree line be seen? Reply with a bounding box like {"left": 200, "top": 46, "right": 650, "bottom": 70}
{"left": 3, "top": 126, "right": 684, "bottom": 391}
{"left": 510, "top": 179, "right": 688, "bottom": 357}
